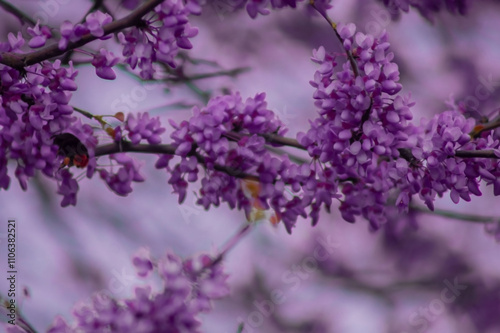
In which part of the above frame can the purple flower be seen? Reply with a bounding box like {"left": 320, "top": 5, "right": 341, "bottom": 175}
{"left": 57, "top": 10, "right": 112, "bottom": 51}
{"left": 91, "top": 49, "right": 120, "bottom": 80}
{"left": 232, "top": 0, "right": 332, "bottom": 18}
{"left": 121, "top": 0, "right": 140, "bottom": 9}
{"left": 85, "top": 11, "right": 112, "bottom": 37}
{"left": 485, "top": 222, "right": 500, "bottom": 242}
{"left": 378, "top": 0, "right": 468, "bottom": 21}
{"left": 155, "top": 154, "right": 173, "bottom": 169}
{"left": 165, "top": 91, "right": 342, "bottom": 233}
{"left": 132, "top": 247, "right": 154, "bottom": 277}
{"left": 27, "top": 21, "right": 52, "bottom": 48}
{"left": 7, "top": 32, "right": 24, "bottom": 50}
{"left": 246, "top": 0, "right": 271, "bottom": 18}
{"left": 99, "top": 153, "right": 144, "bottom": 196}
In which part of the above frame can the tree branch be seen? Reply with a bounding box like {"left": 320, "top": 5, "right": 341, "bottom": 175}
{"left": 0, "top": 0, "right": 36, "bottom": 26}
{"left": 0, "top": 0, "right": 164, "bottom": 70}
{"left": 93, "top": 140, "right": 500, "bottom": 226}
{"left": 454, "top": 149, "right": 498, "bottom": 158}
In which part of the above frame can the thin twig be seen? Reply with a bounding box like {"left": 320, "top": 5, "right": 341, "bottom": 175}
{"left": 470, "top": 118, "right": 500, "bottom": 138}
{"left": 454, "top": 150, "right": 498, "bottom": 158}
{"left": 411, "top": 204, "right": 500, "bottom": 224}
{"left": 223, "top": 131, "right": 306, "bottom": 150}
{"left": 167, "top": 67, "right": 251, "bottom": 82}
{"left": 0, "top": 0, "right": 36, "bottom": 26}
{"left": 309, "top": 0, "right": 359, "bottom": 77}
{"left": 211, "top": 224, "right": 253, "bottom": 266}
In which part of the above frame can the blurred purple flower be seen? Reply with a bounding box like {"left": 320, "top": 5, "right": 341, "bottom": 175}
{"left": 47, "top": 249, "right": 229, "bottom": 332}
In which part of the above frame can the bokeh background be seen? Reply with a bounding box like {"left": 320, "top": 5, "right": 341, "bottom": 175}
{"left": 1, "top": 0, "right": 500, "bottom": 332}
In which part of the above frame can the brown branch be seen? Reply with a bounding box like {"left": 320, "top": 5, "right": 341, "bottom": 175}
{"left": 167, "top": 67, "right": 252, "bottom": 83}
{"left": 470, "top": 118, "right": 500, "bottom": 138}
{"left": 210, "top": 224, "right": 252, "bottom": 267}
{"left": 61, "top": 0, "right": 116, "bottom": 65}
{"left": 0, "top": 293, "right": 38, "bottom": 333}
{"left": 0, "top": 0, "right": 36, "bottom": 26}
{"left": 94, "top": 141, "right": 260, "bottom": 181}
{"left": 0, "top": 0, "right": 163, "bottom": 70}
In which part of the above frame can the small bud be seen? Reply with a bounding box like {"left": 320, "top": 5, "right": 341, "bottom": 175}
{"left": 114, "top": 112, "right": 125, "bottom": 122}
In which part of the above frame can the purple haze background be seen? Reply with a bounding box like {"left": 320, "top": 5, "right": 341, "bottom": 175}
{"left": 0, "top": 0, "right": 500, "bottom": 332}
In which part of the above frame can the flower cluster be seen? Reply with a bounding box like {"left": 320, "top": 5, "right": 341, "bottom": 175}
{"left": 118, "top": 0, "right": 201, "bottom": 79}
{"left": 125, "top": 112, "right": 166, "bottom": 145}
{"left": 47, "top": 248, "right": 229, "bottom": 333}
{"left": 2, "top": 0, "right": 500, "bottom": 238}
{"left": 406, "top": 111, "right": 475, "bottom": 209}
{"left": 58, "top": 3, "right": 202, "bottom": 81}
{"left": 0, "top": 30, "right": 101, "bottom": 206}
{"left": 92, "top": 49, "right": 120, "bottom": 80}
{"left": 300, "top": 23, "right": 415, "bottom": 228}
{"left": 164, "top": 92, "right": 287, "bottom": 215}
{"left": 302, "top": 22, "right": 500, "bottom": 231}
{"left": 153, "top": 92, "right": 338, "bottom": 232}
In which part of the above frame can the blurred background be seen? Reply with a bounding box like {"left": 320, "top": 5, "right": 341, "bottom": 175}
{"left": 1, "top": 0, "right": 500, "bottom": 332}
